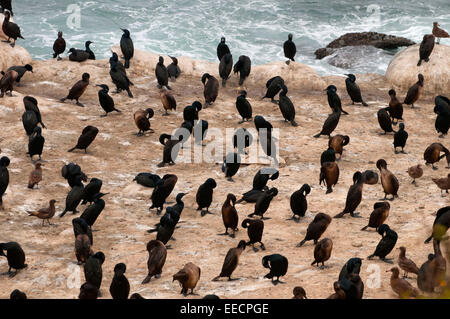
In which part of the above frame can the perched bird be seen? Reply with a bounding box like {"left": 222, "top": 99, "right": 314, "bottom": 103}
{"left": 241, "top": 218, "right": 265, "bottom": 252}
{"left": 0, "top": 242, "right": 27, "bottom": 277}
{"left": 289, "top": 184, "right": 311, "bottom": 221}
{"left": 0, "top": 0, "right": 13, "bottom": 15}
{"left": 345, "top": 74, "right": 368, "bottom": 106}
{"left": 120, "top": 29, "right": 134, "bottom": 69}
{"left": 217, "top": 37, "right": 231, "bottom": 61}
{"left": 433, "top": 21, "right": 449, "bottom": 44}
{"left": 2, "top": 10, "right": 23, "bottom": 47}
{"left": 362, "top": 170, "right": 379, "bottom": 185}
{"left": 235, "top": 90, "right": 252, "bottom": 123}
{"left": 61, "top": 162, "right": 87, "bottom": 188}
{"left": 142, "top": 240, "right": 167, "bottom": 284}
{"left": 327, "top": 282, "right": 346, "bottom": 299}
{"left": 404, "top": 74, "right": 424, "bottom": 108}
{"left": 167, "top": 56, "right": 181, "bottom": 81}
{"left": 417, "top": 253, "right": 436, "bottom": 292}
{"left": 10, "top": 289, "right": 27, "bottom": 300}
{"left": 297, "top": 213, "right": 332, "bottom": 247}
{"left": 183, "top": 101, "right": 202, "bottom": 122}
{"left": 219, "top": 53, "right": 233, "bottom": 87}
{"left": 376, "top": 159, "right": 399, "bottom": 200}
{"left": 432, "top": 173, "right": 450, "bottom": 196}
{"left": 386, "top": 89, "right": 403, "bottom": 125}
{"left": 59, "top": 175, "right": 84, "bottom": 217}
{"left": 233, "top": 127, "right": 253, "bottom": 155}
{"left": 155, "top": 56, "right": 171, "bottom": 90}
{"left": 53, "top": 31, "right": 66, "bottom": 60}
{"left": 254, "top": 116, "right": 278, "bottom": 164}
{"left": 202, "top": 73, "right": 219, "bottom": 106}
{"left": 233, "top": 55, "right": 251, "bottom": 86}
{"left": 417, "top": 34, "right": 435, "bottom": 66}
{"left": 85, "top": 41, "right": 95, "bottom": 60}
{"left": 158, "top": 134, "right": 183, "bottom": 167}
{"left": 27, "top": 199, "right": 57, "bottom": 226}
{"left": 424, "top": 206, "right": 450, "bottom": 243}
{"left": 73, "top": 218, "right": 93, "bottom": 264}
{"left": 79, "top": 282, "right": 98, "bottom": 299}
{"left": 133, "top": 173, "right": 161, "bottom": 188}
{"left": 278, "top": 85, "right": 297, "bottom": 126}
{"left": 220, "top": 194, "right": 238, "bottom": 237}
{"left": 314, "top": 106, "right": 341, "bottom": 138}
{"left": 393, "top": 123, "right": 408, "bottom": 153}
{"left": 81, "top": 178, "right": 102, "bottom": 205}
{"left": 213, "top": 240, "right": 246, "bottom": 281}
{"left": 22, "top": 109, "right": 38, "bottom": 136}
{"left": 109, "top": 263, "right": 130, "bottom": 299}
{"left": 320, "top": 147, "right": 336, "bottom": 165}
{"left": 338, "top": 273, "right": 364, "bottom": 300}
{"left": 328, "top": 135, "right": 349, "bottom": 160}
{"left": 173, "top": 262, "right": 201, "bottom": 296}
{"left": 283, "top": 33, "right": 296, "bottom": 64}
{"left": 367, "top": 224, "right": 398, "bottom": 263}
{"left": 262, "top": 254, "right": 288, "bottom": 284}
{"left": 68, "top": 48, "right": 90, "bottom": 62}
{"left": 407, "top": 164, "right": 423, "bottom": 185}
{"left": 389, "top": 267, "right": 420, "bottom": 298}
{"left": 292, "top": 287, "right": 307, "bottom": 299}
{"left": 434, "top": 95, "right": 450, "bottom": 138}
{"left": 0, "top": 69, "right": 18, "bottom": 97}
{"left": 7, "top": 64, "right": 33, "bottom": 85}
{"left": 361, "top": 202, "right": 390, "bottom": 231}
{"left": 222, "top": 152, "right": 241, "bottom": 182}
{"left": 311, "top": 238, "right": 333, "bottom": 268}
{"left": 424, "top": 142, "right": 450, "bottom": 170}
{"left": 0, "top": 157, "right": 10, "bottom": 209}
{"left": 262, "top": 76, "right": 284, "bottom": 103}
{"left": 27, "top": 126, "right": 45, "bottom": 161}
{"left": 251, "top": 168, "right": 279, "bottom": 191}
{"left": 96, "top": 84, "right": 120, "bottom": 116}
{"left": 377, "top": 107, "right": 394, "bottom": 134}
{"left": 27, "top": 162, "right": 42, "bottom": 189}
{"left": 398, "top": 247, "right": 419, "bottom": 278}
{"left": 338, "top": 258, "right": 363, "bottom": 282}
{"left": 133, "top": 108, "right": 154, "bottom": 136}
{"left": 84, "top": 252, "right": 105, "bottom": 296}
{"left": 319, "top": 161, "right": 339, "bottom": 194}
{"left": 68, "top": 125, "right": 99, "bottom": 153}
{"left": 196, "top": 178, "right": 217, "bottom": 216}
{"left": 149, "top": 174, "right": 178, "bottom": 214}
{"left": 160, "top": 89, "right": 176, "bottom": 115}
{"left": 23, "top": 96, "right": 45, "bottom": 129}
{"left": 326, "top": 85, "right": 348, "bottom": 115}
{"left": 109, "top": 52, "right": 133, "bottom": 97}
{"left": 60, "top": 73, "right": 90, "bottom": 107}
{"left": 335, "top": 171, "right": 364, "bottom": 218}
{"left": 80, "top": 192, "right": 108, "bottom": 228}
{"left": 248, "top": 187, "right": 278, "bottom": 219}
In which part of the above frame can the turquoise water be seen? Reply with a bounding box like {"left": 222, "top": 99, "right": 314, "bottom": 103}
{"left": 9, "top": 0, "right": 450, "bottom": 75}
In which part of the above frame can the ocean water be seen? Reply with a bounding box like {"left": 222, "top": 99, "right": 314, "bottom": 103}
{"left": 9, "top": 0, "right": 450, "bottom": 75}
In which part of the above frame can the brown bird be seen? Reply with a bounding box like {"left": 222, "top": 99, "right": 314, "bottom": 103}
{"left": 361, "top": 202, "right": 390, "bottom": 231}
{"left": 335, "top": 171, "right": 364, "bottom": 218}
{"left": 202, "top": 73, "right": 219, "bottom": 106}
{"left": 142, "top": 240, "right": 167, "bottom": 284}
{"left": 417, "top": 34, "right": 435, "bottom": 66}
{"left": 297, "top": 213, "right": 332, "bottom": 247}
{"left": 389, "top": 267, "right": 420, "bottom": 299}
{"left": 386, "top": 89, "right": 403, "bottom": 125}
{"left": 424, "top": 142, "right": 450, "bottom": 170}
{"left": 220, "top": 194, "right": 238, "bottom": 237}
{"left": 327, "top": 281, "right": 346, "bottom": 299}
{"left": 403, "top": 74, "right": 424, "bottom": 108}
{"left": 407, "top": 164, "right": 423, "bottom": 185}
{"left": 2, "top": 10, "right": 24, "bottom": 47}
{"left": 0, "top": 70, "right": 18, "bottom": 97}
{"left": 27, "top": 162, "right": 42, "bottom": 189}
{"left": 319, "top": 161, "right": 339, "bottom": 194}
{"left": 75, "top": 233, "right": 92, "bottom": 265}
{"left": 432, "top": 173, "right": 450, "bottom": 196}
{"left": 431, "top": 239, "right": 447, "bottom": 289}
{"left": 60, "top": 73, "right": 90, "bottom": 107}
{"left": 398, "top": 247, "right": 419, "bottom": 278}
{"left": 328, "top": 135, "right": 350, "bottom": 160}
{"left": 172, "top": 262, "right": 201, "bottom": 296}
{"left": 27, "top": 199, "right": 57, "bottom": 226}
{"left": 311, "top": 238, "right": 333, "bottom": 268}
{"left": 212, "top": 240, "right": 246, "bottom": 281}
{"left": 292, "top": 286, "right": 307, "bottom": 299}
{"left": 160, "top": 89, "right": 176, "bottom": 115}
{"left": 376, "top": 159, "right": 399, "bottom": 200}
{"left": 433, "top": 22, "right": 449, "bottom": 44}
{"left": 133, "top": 108, "right": 154, "bottom": 136}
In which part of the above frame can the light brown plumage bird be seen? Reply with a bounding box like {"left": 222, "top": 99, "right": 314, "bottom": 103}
{"left": 407, "top": 164, "right": 423, "bottom": 185}
{"left": 327, "top": 281, "right": 346, "bottom": 299}
{"left": 27, "top": 199, "right": 57, "bottom": 226}
{"left": 432, "top": 173, "right": 450, "bottom": 196}
{"left": 433, "top": 22, "right": 449, "bottom": 44}
{"left": 213, "top": 240, "right": 246, "bottom": 281}
{"left": 398, "top": 247, "right": 419, "bottom": 278}
{"left": 27, "top": 162, "right": 42, "bottom": 189}
{"left": 133, "top": 108, "right": 154, "bottom": 136}
{"left": 172, "top": 262, "right": 201, "bottom": 296}
{"left": 328, "top": 135, "right": 350, "bottom": 160}
{"left": 389, "top": 267, "right": 420, "bottom": 298}
{"left": 160, "top": 89, "right": 176, "bottom": 115}
{"left": 292, "top": 286, "right": 307, "bottom": 299}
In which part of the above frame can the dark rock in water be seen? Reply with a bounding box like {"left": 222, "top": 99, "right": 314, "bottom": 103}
{"left": 315, "top": 32, "right": 415, "bottom": 59}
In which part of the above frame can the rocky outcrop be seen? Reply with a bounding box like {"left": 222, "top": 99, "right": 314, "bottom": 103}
{"left": 315, "top": 32, "right": 415, "bottom": 59}
{"left": 385, "top": 44, "right": 450, "bottom": 95}
{"left": 0, "top": 41, "right": 32, "bottom": 72}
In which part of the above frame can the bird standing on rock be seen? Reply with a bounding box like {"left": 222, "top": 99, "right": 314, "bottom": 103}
{"left": 68, "top": 126, "right": 99, "bottom": 153}
{"left": 345, "top": 74, "right": 368, "bottom": 106}
{"left": 28, "top": 162, "right": 42, "bottom": 189}
{"left": 53, "top": 31, "right": 66, "bottom": 60}
{"left": 27, "top": 199, "right": 57, "bottom": 226}
{"left": 2, "top": 10, "right": 23, "bottom": 47}
{"left": 120, "top": 29, "right": 134, "bottom": 69}
{"left": 283, "top": 33, "right": 296, "bottom": 65}
{"left": 97, "top": 84, "right": 120, "bottom": 116}
{"left": 433, "top": 22, "right": 449, "bottom": 44}
{"left": 60, "top": 73, "right": 90, "bottom": 107}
